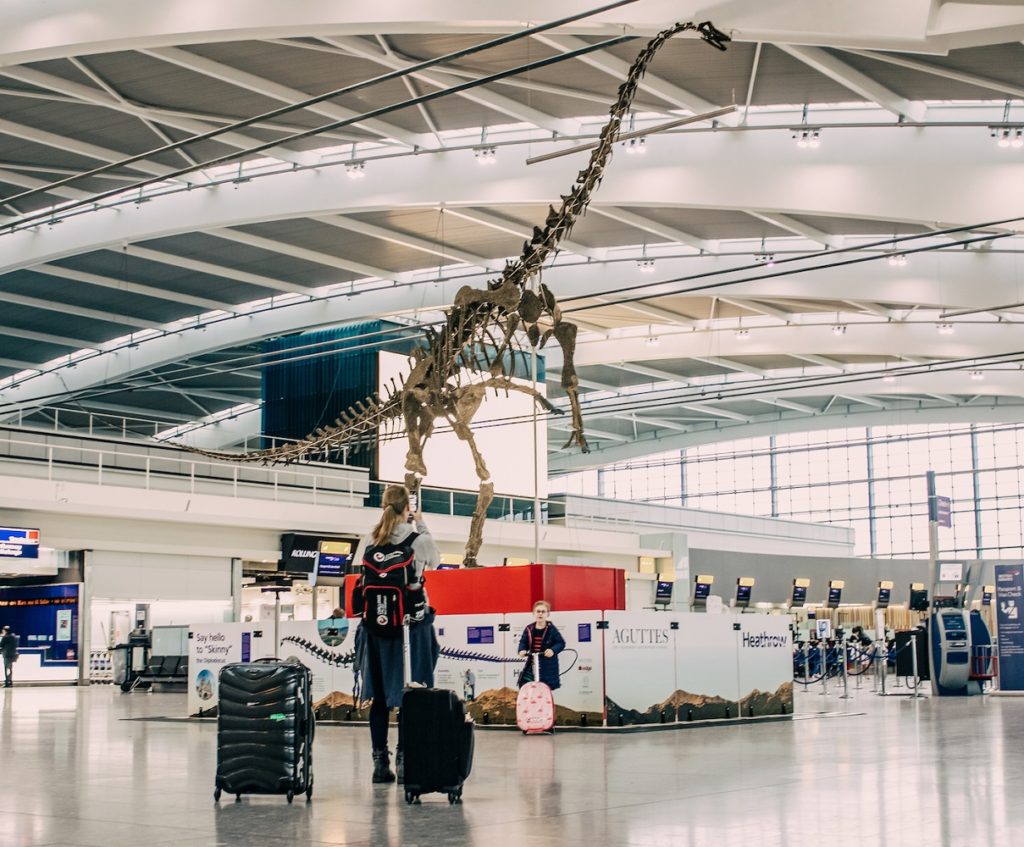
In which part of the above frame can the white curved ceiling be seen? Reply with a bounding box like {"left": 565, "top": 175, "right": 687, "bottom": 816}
{"left": 1, "top": 0, "right": 1023, "bottom": 470}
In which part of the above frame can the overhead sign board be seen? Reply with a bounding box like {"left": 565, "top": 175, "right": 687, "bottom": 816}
{"left": 935, "top": 496, "right": 952, "bottom": 528}
{"left": 0, "top": 527, "right": 40, "bottom": 559}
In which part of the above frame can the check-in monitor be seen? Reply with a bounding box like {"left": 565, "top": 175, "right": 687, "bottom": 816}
{"left": 826, "top": 579, "right": 845, "bottom": 609}
{"left": 909, "top": 583, "right": 929, "bottom": 612}
{"left": 735, "top": 577, "right": 754, "bottom": 608}
{"left": 791, "top": 578, "right": 810, "bottom": 607}
{"left": 692, "top": 574, "right": 714, "bottom": 607}
{"left": 655, "top": 580, "right": 674, "bottom": 606}
{"left": 876, "top": 580, "right": 893, "bottom": 609}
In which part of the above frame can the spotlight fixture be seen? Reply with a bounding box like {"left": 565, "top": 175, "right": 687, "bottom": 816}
{"left": 624, "top": 137, "right": 647, "bottom": 155}
{"left": 344, "top": 160, "right": 366, "bottom": 179}
{"left": 990, "top": 126, "right": 1024, "bottom": 149}
{"left": 831, "top": 324, "right": 847, "bottom": 336}
{"left": 792, "top": 128, "right": 821, "bottom": 149}
{"left": 937, "top": 323, "right": 955, "bottom": 335}
{"left": 473, "top": 146, "right": 498, "bottom": 165}
{"left": 735, "top": 328, "right": 750, "bottom": 339}
{"left": 636, "top": 243, "right": 655, "bottom": 272}
{"left": 645, "top": 335, "right": 660, "bottom": 347}
{"left": 970, "top": 370, "right": 984, "bottom": 381}
{"left": 887, "top": 253, "right": 908, "bottom": 267}
{"left": 754, "top": 252, "right": 775, "bottom": 267}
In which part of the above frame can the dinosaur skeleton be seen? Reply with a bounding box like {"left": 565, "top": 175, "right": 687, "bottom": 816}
{"left": 184, "top": 20, "right": 729, "bottom": 566}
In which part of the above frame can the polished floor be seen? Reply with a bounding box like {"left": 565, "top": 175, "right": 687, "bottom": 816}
{"left": 1, "top": 677, "right": 1021, "bottom": 847}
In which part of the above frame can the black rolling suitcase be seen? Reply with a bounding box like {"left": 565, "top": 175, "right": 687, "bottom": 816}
{"left": 400, "top": 623, "right": 474, "bottom": 805}
{"left": 214, "top": 659, "right": 314, "bottom": 804}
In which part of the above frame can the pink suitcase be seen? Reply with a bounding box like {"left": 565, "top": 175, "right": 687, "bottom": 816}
{"left": 516, "top": 653, "right": 555, "bottom": 734}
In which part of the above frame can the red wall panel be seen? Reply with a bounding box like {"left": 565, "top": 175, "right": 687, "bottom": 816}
{"left": 345, "top": 564, "right": 625, "bottom": 616}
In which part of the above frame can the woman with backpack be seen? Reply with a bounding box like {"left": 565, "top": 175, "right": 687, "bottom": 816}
{"left": 354, "top": 484, "right": 440, "bottom": 784}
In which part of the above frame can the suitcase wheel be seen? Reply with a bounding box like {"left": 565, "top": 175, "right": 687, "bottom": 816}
{"left": 286, "top": 790, "right": 294, "bottom": 804}
{"left": 235, "top": 794, "right": 241, "bottom": 803}
{"left": 306, "top": 778, "right": 313, "bottom": 802}
{"left": 213, "top": 787, "right": 221, "bottom": 802}
{"left": 448, "top": 791, "right": 462, "bottom": 805}
{"left": 405, "top": 790, "right": 420, "bottom": 805}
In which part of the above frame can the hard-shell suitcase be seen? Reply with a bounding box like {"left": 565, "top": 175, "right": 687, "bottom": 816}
{"left": 214, "top": 659, "right": 314, "bottom": 804}
{"left": 516, "top": 652, "right": 555, "bottom": 734}
{"left": 399, "top": 623, "right": 474, "bottom": 804}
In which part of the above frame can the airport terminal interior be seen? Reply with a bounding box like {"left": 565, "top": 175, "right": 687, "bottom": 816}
{"left": 2, "top": 1, "right": 1024, "bottom": 844}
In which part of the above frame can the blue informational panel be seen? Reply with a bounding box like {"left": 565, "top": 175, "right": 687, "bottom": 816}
{"left": 0, "top": 527, "right": 40, "bottom": 559}
{"left": 0, "top": 583, "right": 78, "bottom": 660}
{"left": 995, "top": 563, "right": 1024, "bottom": 691}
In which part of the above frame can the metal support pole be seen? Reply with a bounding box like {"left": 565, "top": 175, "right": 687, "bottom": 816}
{"left": 910, "top": 632, "right": 926, "bottom": 699}
{"left": 819, "top": 641, "right": 829, "bottom": 696}
{"left": 273, "top": 590, "right": 281, "bottom": 659}
{"left": 803, "top": 642, "right": 811, "bottom": 691}
{"left": 840, "top": 640, "right": 851, "bottom": 699}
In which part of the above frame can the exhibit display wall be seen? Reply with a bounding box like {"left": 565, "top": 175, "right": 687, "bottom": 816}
{"left": 187, "top": 611, "right": 792, "bottom": 725}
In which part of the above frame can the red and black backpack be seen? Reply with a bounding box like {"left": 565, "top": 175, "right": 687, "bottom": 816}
{"left": 355, "top": 533, "right": 425, "bottom": 638}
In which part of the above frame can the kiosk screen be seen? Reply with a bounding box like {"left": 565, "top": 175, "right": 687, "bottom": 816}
{"left": 736, "top": 584, "right": 752, "bottom": 604}
{"left": 655, "top": 581, "right": 674, "bottom": 604}
{"left": 693, "top": 581, "right": 711, "bottom": 601}
{"left": 791, "top": 585, "right": 807, "bottom": 605}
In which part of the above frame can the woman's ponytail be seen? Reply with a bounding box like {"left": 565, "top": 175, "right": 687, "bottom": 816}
{"left": 372, "top": 484, "right": 410, "bottom": 546}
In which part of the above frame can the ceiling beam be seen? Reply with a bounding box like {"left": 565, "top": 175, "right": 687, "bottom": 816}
{"left": 840, "top": 48, "right": 1024, "bottom": 101}
{"left": 746, "top": 210, "right": 840, "bottom": 248}
{"left": 532, "top": 33, "right": 729, "bottom": 118}
{"left": 0, "top": 118, "right": 176, "bottom": 179}
{"left": 589, "top": 206, "right": 712, "bottom": 252}
{"left": 142, "top": 46, "right": 425, "bottom": 148}
{"left": 321, "top": 36, "right": 579, "bottom": 137}
{"left": 791, "top": 353, "right": 847, "bottom": 371}
{"left": 755, "top": 397, "right": 819, "bottom": 414}
{"left": 591, "top": 295, "right": 696, "bottom": 326}
{"left": 211, "top": 228, "right": 397, "bottom": 281}
{"left": 31, "top": 264, "right": 229, "bottom": 312}
{"left": 682, "top": 402, "right": 751, "bottom": 422}
{"left": 546, "top": 373, "right": 619, "bottom": 393}
{"left": 718, "top": 296, "right": 792, "bottom": 322}
{"left": 775, "top": 44, "right": 925, "bottom": 120}
{"left": 607, "top": 361, "right": 690, "bottom": 385}
{"left": 0, "top": 325, "right": 97, "bottom": 349}
{"left": 551, "top": 423, "right": 630, "bottom": 443}
{"left": 123, "top": 244, "right": 313, "bottom": 296}
{"left": 843, "top": 299, "right": 900, "bottom": 320}
{"left": 315, "top": 214, "right": 503, "bottom": 271}
{"left": 0, "top": 65, "right": 313, "bottom": 169}
{"left": 440, "top": 206, "right": 605, "bottom": 261}
{"left": 835, "top": 393, "right": 886, "bottom": 409}
{"left": 0, "top": 168, "right": 90, "bottom": 202}
{"left": 691, "top": 356, "right": 767, "bottom": 377}
{"left": 66, "top": 399, "right": 196, "bottom": 424}
{"left": 1, "top": 291, "right": 160, "bottom": 329}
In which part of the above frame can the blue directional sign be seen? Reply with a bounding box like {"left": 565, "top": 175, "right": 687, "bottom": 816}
{"left": 0, "top": 527, "right": 40, "bottom": 559}
{"left": 935, "top": 496, "right": 952, "bottom": 528}
{"left": 995, "top": 564, "right": 1024, "bottom": 691}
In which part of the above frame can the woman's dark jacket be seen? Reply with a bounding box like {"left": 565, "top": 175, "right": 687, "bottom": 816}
{"left": 517, "top": 622, "right": 566, "bottom": 690}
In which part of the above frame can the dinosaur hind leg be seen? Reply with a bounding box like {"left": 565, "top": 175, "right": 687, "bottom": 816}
{"left": 449, "top": 418, "right": 493, "bottom": 568}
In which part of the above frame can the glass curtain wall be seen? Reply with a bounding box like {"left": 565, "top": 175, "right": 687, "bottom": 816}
{"left": 549, "top": 422, "right": 1024, "bottom": 559}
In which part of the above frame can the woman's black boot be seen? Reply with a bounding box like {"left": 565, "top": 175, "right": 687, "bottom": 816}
{"left": 372, "top": 748, "right": 395, "bottom": 783}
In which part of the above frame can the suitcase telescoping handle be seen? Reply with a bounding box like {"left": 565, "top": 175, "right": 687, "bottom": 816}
{"left": 533, "top": 651, "right": 540, "bottom": 683}
{"left": 402, "top": 616, "right": 412, "bottom": 688}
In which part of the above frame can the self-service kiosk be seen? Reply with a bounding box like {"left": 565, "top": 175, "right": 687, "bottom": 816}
{"left": 928, "top": 561, "right": 994, "bottom": 695}
{"left": 826, "top": 580, "right": 844, "bottom": 609}
{"left": 734, "top": 577, "right": 754, "bottom": 609}
{"left": 691, "top": 574, "right": 714, "bottom": 611}
{"left": 790, "top": 578, "right": 809, "bottom": 608}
